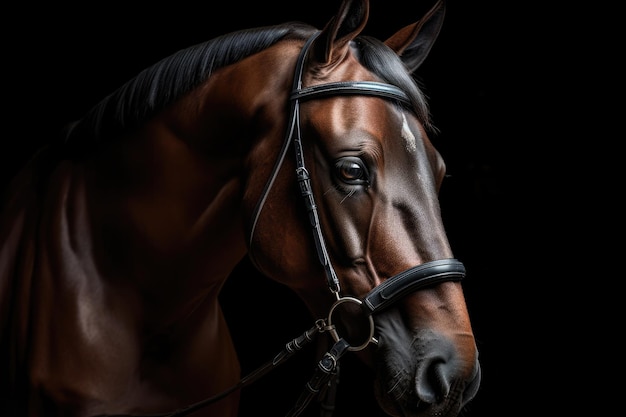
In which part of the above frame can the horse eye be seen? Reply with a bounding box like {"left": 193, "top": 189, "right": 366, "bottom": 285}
{"left": 334, "top": 157, "right": 369, "bottom": 186}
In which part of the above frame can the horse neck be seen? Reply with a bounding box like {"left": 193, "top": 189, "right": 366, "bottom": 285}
{"left": 81, "top": 41, "right": 296, "bottom": 312}
{"left": 82, "top": 110, "right": 250, "bottom": 312}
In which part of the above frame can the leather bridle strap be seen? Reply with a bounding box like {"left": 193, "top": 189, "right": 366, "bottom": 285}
{"left": 291, "top": 81, "right": 411, "bottom": 105}
{"left": 362, "top": 258, "right": 466, "bottom": 315}
{"left": 290, "top": 32, "right": 341, "bottom": 295}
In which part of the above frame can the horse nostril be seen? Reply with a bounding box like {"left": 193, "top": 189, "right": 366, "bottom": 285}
{"left": 414, "top": 357, "right": 453, "bottom": 404}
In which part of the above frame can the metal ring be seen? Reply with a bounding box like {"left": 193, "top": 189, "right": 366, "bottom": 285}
{"left": 327, "top": 296, "right": 375, "bottom": 351}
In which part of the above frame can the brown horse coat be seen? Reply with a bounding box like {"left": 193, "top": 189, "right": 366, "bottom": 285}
{"left": 1, "top": 1, "right": 480, "bottom": 416}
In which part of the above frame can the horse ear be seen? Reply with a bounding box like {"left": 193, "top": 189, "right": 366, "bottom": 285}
{"left": 310, "top": 0, "right": 369, "bottom": 69}
{"left": 384, "top": 0, "right": 446, "bottom": 73}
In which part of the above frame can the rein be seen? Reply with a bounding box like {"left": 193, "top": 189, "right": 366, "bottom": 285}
{"left": 95, "top": 32, "right": 466, "bottom": 417}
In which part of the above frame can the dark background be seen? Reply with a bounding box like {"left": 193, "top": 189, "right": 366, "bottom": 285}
{"left": 4, "top": 1, "right": 592, "bottom": 416}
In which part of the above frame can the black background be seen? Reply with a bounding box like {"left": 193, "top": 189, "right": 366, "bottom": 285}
{"left": 3, "top": 1, "right": 595, "bottom": 416}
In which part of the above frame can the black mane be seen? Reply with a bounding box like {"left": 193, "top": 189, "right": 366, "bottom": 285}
{"left": 63, "top": 23, "right": 432, "bottom": 148}
{"left": 64, "top": 22, "right": 315, "bottom": 145}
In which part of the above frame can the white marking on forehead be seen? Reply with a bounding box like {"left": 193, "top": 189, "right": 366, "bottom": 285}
{"left": 401, "top": 112, "right": 417, "bottom": 153}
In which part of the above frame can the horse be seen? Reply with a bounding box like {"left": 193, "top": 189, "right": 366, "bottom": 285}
{"left": 0, "top": 1, "right": 481, "bottom": 416}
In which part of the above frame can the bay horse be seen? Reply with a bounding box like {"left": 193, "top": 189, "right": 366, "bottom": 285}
{"left": 0, "top": 1, "right": 481, "bottom": 416}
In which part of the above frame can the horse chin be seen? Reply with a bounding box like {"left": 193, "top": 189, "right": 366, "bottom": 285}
{"left": 373, "top": 376, "right": 469, "bottom": 417}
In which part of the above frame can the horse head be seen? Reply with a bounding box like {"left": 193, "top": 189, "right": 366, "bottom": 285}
{"left": 246, "top": 1, "right": 481, "bottom": 416}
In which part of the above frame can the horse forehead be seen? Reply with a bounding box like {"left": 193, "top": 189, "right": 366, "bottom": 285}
{"left": 304, "top": 97, "right": 423, "bottom": 155}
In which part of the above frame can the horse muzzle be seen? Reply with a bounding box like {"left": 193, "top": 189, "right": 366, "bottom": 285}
{"left": 372, "top": 313, "right": 481, "bottom": 417}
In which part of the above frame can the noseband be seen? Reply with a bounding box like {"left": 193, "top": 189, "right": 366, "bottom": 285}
{"left": 250, "top": 32, "right": 466, "bottom": 350}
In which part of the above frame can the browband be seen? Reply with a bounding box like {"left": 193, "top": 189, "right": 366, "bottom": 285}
{"left": 291, "top": 81, "right": 411, "bottom": 105}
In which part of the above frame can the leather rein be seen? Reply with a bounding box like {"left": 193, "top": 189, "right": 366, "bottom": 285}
{"left": 96, "top": 31, "right": 466, "bottom": 417}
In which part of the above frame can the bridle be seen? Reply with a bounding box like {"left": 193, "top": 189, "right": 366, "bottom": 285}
{"left": 247, "top": 31, "right": 467, "bottom": 415}
{"left": 250, "top": 30, "right": 466, "bottom": 345}
{"left": 96, "top": 31, "right": 467, "bottom": 417}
